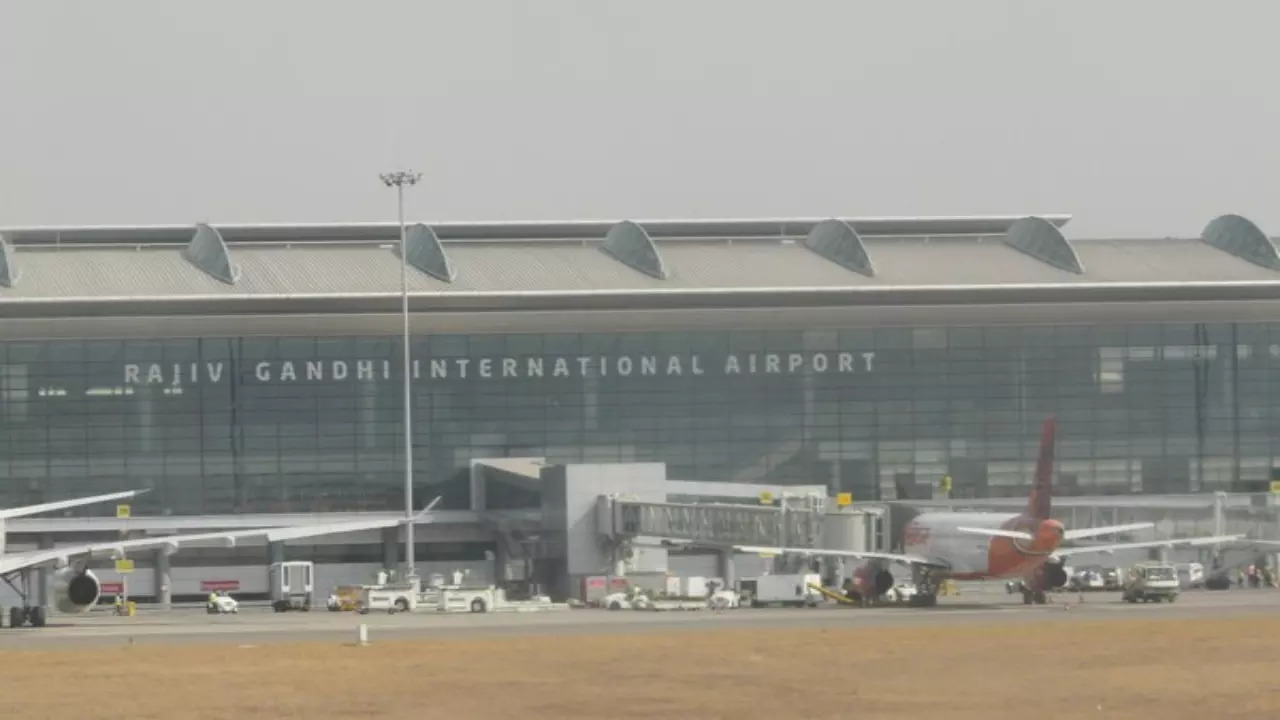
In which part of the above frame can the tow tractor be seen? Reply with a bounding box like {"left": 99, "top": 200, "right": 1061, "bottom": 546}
{"left": 205, "top": 591, "right": 239, "bottom": 614}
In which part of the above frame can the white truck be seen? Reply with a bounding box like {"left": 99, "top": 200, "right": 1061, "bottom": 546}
{"left": 1122, "top": 561, "right": 1180, "bottom": 603}
{"left": 736, "top": 573, "right": 823, "bottom": 608}
{"left": 269, "top": 561, "right": 315, "bottom": 612}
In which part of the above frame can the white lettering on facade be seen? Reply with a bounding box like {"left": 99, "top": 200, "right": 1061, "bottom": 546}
{"left": 119, "top": 351, "right": 879, "bottom": 386}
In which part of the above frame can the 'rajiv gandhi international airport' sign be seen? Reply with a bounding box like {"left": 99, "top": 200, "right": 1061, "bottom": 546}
{"left": 122, "top": 352, "right": 877, "bottom": 386}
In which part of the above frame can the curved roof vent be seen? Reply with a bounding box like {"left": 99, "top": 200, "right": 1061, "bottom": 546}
{"left": 602, "top": 220, "right": 668, "bottom": 279}
{"left": 403, "top": 223, "right": 456, "bottom": 282}
{"left": 0, "top": 234, "right": 19, "bottom": 288}
{"left": 1003, "top": 216, "right": 1085, "bottom": 274}
{"left": 803, "top": 218, "right": 875, "bottom": 277}
{"left": 1200, "top": 214, "right": 1280, "bottom": 270}
{"left": 183, "top": 223, "right": 240, "bottom": 284}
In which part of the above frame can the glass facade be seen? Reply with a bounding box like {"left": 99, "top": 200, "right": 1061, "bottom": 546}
{"left": 2, "top": 321, "right": 1277, "bottom": 515}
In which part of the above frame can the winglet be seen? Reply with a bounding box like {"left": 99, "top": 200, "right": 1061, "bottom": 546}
{"left": 413, "top": 496, "right": 443, "bottom": 519}
{"left": 1029, "top": 417, "right": 1056, "bottom": 520}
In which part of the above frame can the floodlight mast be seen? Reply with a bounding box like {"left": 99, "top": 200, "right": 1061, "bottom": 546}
{"left": 379, "top": 170, "right": 422, "bottom": 582}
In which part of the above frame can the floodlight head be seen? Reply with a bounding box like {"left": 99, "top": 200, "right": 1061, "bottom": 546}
{"left": 380, "top": 170, "right": 422, "bottom": 187}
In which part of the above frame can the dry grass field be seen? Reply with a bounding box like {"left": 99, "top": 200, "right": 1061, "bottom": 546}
{"left": 5, "top": 615, "right": 1279, "bottom": 719}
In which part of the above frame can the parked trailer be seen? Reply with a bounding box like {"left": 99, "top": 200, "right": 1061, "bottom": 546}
{"left": 437, "top": 586, "right": 565, "bottom": 613}
{"left": 269, "top": 561, "right": 315, "bottom": 612}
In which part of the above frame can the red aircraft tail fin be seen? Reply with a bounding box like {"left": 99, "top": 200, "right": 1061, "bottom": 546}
{"left": 1028, "top": 417, "right": 1056, "bottom": 520}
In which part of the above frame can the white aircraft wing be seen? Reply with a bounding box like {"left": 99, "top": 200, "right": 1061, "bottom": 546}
{"left": 0, "top": 505, "right": 439, "bottom": 578}
{"left": 956, "top": 527, "right": 1034, "bottom": 541}
{"left": 0, "top": 489, "right": 148, "bottom": 520}
{"left": 1054, "top": 534, "right": 1244, "bottom": 558}
{"left": 1063, "top": 523, "right": 1155, "bottom": 541}
{"left": 732, "top": 545, "right": 940, "bottom": 567}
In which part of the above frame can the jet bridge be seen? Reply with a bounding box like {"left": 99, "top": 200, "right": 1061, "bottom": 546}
{"left": 597, "top": 494, "right": 830, "bottom": 549}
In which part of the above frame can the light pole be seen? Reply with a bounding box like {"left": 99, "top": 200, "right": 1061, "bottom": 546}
{"left": 380, "top": 169, "right": 422, "bottom": 582}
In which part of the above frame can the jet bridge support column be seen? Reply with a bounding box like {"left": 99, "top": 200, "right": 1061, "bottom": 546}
{"left": 155, "top": 547, "right": 172, "bottom": 609}
{"left": 716, "top": 548, "right": 736, "bottom": 588}
{"left": 381, "top": 526, "right": 398, "bottom": 573}
{"left": 36, "top": 534, "right": 52, "bottom": 611}
{"left": 268, "top": 540, "right": 285, "bottom": 566}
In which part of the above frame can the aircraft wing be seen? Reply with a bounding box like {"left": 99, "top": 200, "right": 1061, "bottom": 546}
{"left": 1054, "top": 534, "right": 1244, "bottom": 558}
{"left": 0, "top": 508, "right": 435, "bottom": 578}
{"left": 732, "top": 545, "right": 941, "bottom": 567}
{"left": 1063, "top": 523, "right": 1155, "bottom": 541}
{"left": 956, "top": 527, "right": 1034, "bottom": 541}
{"left": 0, "top": 489, "right": 148, "bottom": 520}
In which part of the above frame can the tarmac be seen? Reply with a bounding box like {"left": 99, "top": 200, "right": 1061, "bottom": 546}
{"left": 2, "top": 586, "right": 1276, "bottom": 649}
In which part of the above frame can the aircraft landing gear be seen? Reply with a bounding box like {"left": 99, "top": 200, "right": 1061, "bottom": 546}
{"left": 2, "top": 570, "right": 47, "bottom": 628}
{"left": 910, "top": 567, "right": 941, "bottom": 608}
{"left": 1020, "top": 586, "right": 1048, "bottom": 605}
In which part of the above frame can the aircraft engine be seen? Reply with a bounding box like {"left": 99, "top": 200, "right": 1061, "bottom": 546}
{"left": 852, "top": 564, "right": 896, "bottom": 598}
{"left": 1041, "top": 560, "right": 1068, "bottom": 589}
{"left": 52, "top": 566, "right": 101, "bottom": 614}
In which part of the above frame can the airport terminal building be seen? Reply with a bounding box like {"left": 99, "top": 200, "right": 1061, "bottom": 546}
{"left": 2, "top": 213, "right": 1280, "bottom": 598}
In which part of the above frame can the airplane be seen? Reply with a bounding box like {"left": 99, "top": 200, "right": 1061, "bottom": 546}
{"left": 0, "top": 490, "right": 441, "bottom": 628}
{"left": 735, "top": 417, "right": 1243, "bottom": 607}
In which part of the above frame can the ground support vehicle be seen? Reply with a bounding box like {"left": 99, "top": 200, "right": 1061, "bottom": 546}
{"left": 269, "top": 561, "right": 315, "bottom": 612}
{"left": 1122, "top": 561, "right": 1180, "bottom": 603}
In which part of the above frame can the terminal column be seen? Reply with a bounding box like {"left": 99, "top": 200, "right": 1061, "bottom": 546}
{"left": 154, "top": 548, "right": 172, "bottom": 609}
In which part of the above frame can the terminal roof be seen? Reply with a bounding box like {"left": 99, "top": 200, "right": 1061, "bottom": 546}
{"left": 1, "top": 213, "right": 1278, "bottom": 313}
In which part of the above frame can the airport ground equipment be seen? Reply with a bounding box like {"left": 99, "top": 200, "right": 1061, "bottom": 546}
{"left": 205, "top": 593, "right": 239, "bottom": 614}
{"left": 736, "top": 573, "right": 822, "bottom": 607}
{"left": 1122, "top": 561, "right": 1180, "bottom": 603}
{"left": 269, "top": 561, "right": 315, "bottom": 612}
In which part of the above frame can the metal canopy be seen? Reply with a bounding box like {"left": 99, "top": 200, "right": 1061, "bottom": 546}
{"left": 602, "top": 220, "right": 668, "bottom": 279}
{"left": 0, "top": 234, "right": 19, "bottom": 288}
{"left": 182, "top": 224, "right": 239, "bottom": 284}
{"left": 404, "top": 223, "right": 456, "bottom": 283}
{"left": 1003, "top": 216, "right": 1085, "bottom": 274}
{"left": 803, "top": 218, "right": 875, "bottom": 276}
{"left": 1200, "top": 214, "right": 1280, "bottom": 270}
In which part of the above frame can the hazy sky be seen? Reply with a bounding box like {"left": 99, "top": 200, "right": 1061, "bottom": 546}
{"left": 2, "top": 1, "right": 1277, "bottom": 237}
